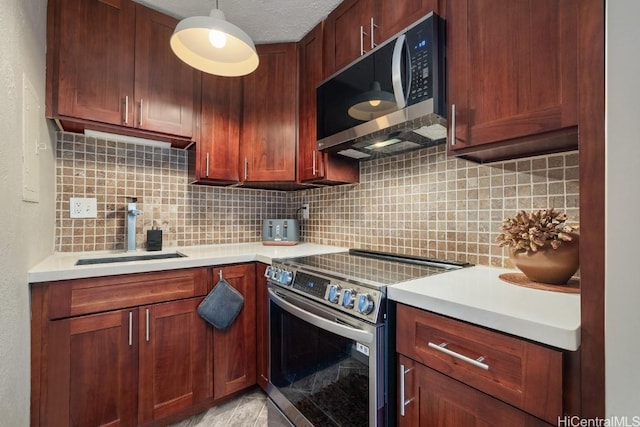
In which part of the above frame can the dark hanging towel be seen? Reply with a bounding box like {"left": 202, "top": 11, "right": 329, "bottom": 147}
{"left": 197, "top": 276, "right": 244, "bottom": 330}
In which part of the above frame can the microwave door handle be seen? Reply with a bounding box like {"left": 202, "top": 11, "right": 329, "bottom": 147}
{"left": 392, "top": 34, "right": 410, "bottom": 109}
{"left": 268, "top": 288, "right": 374, "bottom": 344}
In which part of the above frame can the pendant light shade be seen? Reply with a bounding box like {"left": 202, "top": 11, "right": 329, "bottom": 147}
{"left": 170, "top": 8, "right": 259, "bottom": 77}
{"left": 348, "top": 81, "right": 398, "bottom": 121}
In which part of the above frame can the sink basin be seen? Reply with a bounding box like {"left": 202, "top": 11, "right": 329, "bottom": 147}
{"left": 76, "top": 252, "right": 187, "bottom": 266}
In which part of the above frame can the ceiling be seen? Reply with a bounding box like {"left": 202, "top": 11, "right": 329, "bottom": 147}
{"left": 135, "top": 0, "right": 343, "bottom": 44}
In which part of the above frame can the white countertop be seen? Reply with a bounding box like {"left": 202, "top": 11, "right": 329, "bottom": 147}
{"left": 28, "top": 242, "right": 348, "bottom": 283}
{"left": 387, "top": 265, "right": 581, "bottom": 351}
{"left": 30, "top": 245, "right": 580, "bottom": 351}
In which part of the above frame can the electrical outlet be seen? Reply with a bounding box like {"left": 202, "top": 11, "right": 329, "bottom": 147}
{"left": 302, "top": 203, "right": 310, "bottom": 219}
{"left": 70, "top": 197, "right": 97, "bottom": 218}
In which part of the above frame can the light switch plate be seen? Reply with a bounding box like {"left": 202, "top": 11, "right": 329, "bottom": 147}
{"left": 70, "top": 197, "right": 97, "bottom": 218}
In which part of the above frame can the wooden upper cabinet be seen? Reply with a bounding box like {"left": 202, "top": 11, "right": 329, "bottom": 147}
{"left": 298, "top": 23, "right": 359, "bottom": 185}
{"left": 46, "top": 0, "right": 197, "bottom": 144}
{"left": 134, "top": 5, "right": 196, "bottom": 138}
{"left": 375, "top": 0, "right": 444, "bottom": 43}
{"left": 49, "top": 0, "right": 135, "bottom": 125}
{"left": 323, "top": 0, "right": 440, "bottom": 77}
{"left": 323, "top": 0, "right": 374, "bottom": 76}
{"left": 447, "top": 0, "right": 579, "bottom": 162}
{"left": 240, "top": 43, "right": 298, "bottom": 183}
{"left": 192, "top": 73, "right": 243, "bottom": 184}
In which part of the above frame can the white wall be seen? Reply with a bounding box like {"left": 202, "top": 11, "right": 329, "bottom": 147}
{"left": 605, "top": 0, "right": 640, "bottom": 417}
{"left": 0, "top": 0, "right": 55, "bottom": 424}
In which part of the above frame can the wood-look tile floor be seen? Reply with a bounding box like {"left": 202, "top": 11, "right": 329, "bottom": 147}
{"left": 169, "top": 388, "right": 292, "bottom": 427}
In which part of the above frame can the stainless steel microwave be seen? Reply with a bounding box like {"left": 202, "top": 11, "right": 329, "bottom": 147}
{"left": 317, "top": 12, "right": 446, "bottom": 159}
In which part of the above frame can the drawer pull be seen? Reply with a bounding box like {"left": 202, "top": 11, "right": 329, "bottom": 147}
{"left": 428, "top": 341, "right": 489, "bottom": 370}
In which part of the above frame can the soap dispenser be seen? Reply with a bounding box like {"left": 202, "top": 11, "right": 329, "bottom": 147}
{"left": 147, "top": 222, "right": 162, "bottom": 251}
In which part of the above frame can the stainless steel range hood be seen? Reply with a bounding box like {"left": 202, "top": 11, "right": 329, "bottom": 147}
{"left": 317, "top": 99, "right": 447, "bottom": 160}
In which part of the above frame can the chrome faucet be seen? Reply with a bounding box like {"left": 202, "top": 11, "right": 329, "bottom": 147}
{"left": 127, "top": 197, "right": 142, "bottom": 252}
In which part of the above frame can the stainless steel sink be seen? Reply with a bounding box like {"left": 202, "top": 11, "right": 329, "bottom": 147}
{"left": 75, "top": 252, "right": 187, "bottom": 265}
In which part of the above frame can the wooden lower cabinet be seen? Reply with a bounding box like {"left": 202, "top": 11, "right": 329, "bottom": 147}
{"left": 255, "top": 263, "right": 269, "bottom": 390}
{"left": 398, "top": 355, "right": 551, "bottom": 426}
{"left": 211, "top": 264, "right": 257, "bottom": 399}
{"left": 138, "top": 298, "right": 211, "bottom": 424}
{"left": 45, "top": 309, "right": 139, "bottom": 427}
{"left": 31, "top": 264, "right": 260, "bottom": 426}
{"left": 41, "top": 297, "right": 211, "bottom": 426}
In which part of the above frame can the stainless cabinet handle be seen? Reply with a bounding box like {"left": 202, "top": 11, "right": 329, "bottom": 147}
{"left": 450, "top": 104, "right": 456, "bottom": 146}
{"left": 128, "top": 311, "right": 133, "bottom": 346}
{"left": 205, "top": 152, "right": 210, "bottom": 177}
{"left": 145, "top": 308, "right": 150, "bottom": 342}
{"left": 360, "top": 26, "right": 366, "bottom": 56}
{"left": 428, "top": 341, "right": 489, "bottom": 370}
{"left": 399, "top": 364, "right": 414, "bottom": 416}
{"left": 312, "top": 151, "right": 317, "bottom": 176}
{"left": 370, "top": 17, "right": 377, "bottom": 49}
{"left": 123, "top": 96, "right": 129, "bottom": 125}
{"left": 244, "top": 157, "right": 248, "bottom": 181}
{"left": 139, "top": 99, "right": 144, "bottom": 127}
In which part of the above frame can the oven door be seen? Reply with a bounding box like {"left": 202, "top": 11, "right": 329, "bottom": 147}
{"left": 268, "top": 285, "right": 385, "bottom": 427}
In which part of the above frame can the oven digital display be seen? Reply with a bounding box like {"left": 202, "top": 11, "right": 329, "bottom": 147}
{"left": 292, "top": 272, "right": 329, "bottom": 300}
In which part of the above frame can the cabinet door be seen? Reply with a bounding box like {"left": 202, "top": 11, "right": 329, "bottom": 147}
{"left": 398, "top": 356, "right": 551, "bottom": 427}
{"left": 138, "top": 298, "right": 211, "bottom": 424}
{"left": 134, "top": 4, "right": 196, "bottom": 138}
{"left": 212, "top": 264, "right": 257, "bottom": 398}
{"left": 196, "top": 73, "right": 242, "bottom": 184}
{"left": 447, "top": 0, "right": 578, "bottom": 161}
{"left": 45, "top": 310, "right": 138, "bottom": 427}
{"left": 255, "top": 263, "right": 269, "bottom": 391}
{"left": 375, "top": 0, "right": 443, "bottom": 42}
{"left": 323, "top": 0, "right": 374, "bottom": 76}
{"left": 298, "top": 24, "right": 360, "bottom": 185}
{"left": 241, "top": 43, "right": 298, "bottom": 183}
{"left": 51, "top": 0, "right": 135, "bottom": 125}
{"left": 298, "top": 24, "right": 324, "bottom": 182}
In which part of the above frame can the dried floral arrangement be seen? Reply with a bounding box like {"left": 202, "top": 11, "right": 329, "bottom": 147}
{"left": 496, "top": 208, "right": 578, "bottom": 252}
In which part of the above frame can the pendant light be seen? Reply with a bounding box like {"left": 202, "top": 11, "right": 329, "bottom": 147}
{"left": 348, "top": 81, "right": 398, "bottom": 121}
{"left": 170, "top": 0, "right": 259, "bottom": 77}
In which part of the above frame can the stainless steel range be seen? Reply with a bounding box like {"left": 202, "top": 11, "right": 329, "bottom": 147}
{"left": 264, "top": 249, "right": 470, "bottom": 427}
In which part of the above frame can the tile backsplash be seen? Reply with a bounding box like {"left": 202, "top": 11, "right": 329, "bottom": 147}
{"left": 56, "top": 132, "right": 288, "bottom": 252}
{"left": 289, "top": 147, "right": 579, "bottom": 268}
{"left": 55, "top": 132, "right": 579, "bottom": 268}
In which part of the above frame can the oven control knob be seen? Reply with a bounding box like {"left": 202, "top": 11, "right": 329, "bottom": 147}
{"left": 264, "top": 266, "right": 274, "bottom": 279}
{"left": 280, "top": 270, "right": 293, "bottom": 285}
{"left": 341, "top": 289, "right": 355, "bottom": 309}
{"left": 327, "top": 284, "right": 341, "bottom": 303}
{"left": 357, "top": 294, "right": 375, "bottom": 315}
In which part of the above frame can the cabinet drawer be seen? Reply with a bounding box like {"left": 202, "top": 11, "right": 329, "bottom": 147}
{"left": 396, "top": 304, "right": 563, "bottom": 424}
{"left": 48, "top": 268, "right": 209, "bottom": 319}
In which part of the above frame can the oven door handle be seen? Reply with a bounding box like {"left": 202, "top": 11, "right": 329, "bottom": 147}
{"left": 268, "top": 288, "right": 374, "bottom": 344}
